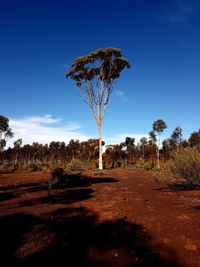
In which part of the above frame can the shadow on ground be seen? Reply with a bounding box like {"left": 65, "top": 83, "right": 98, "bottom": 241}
{"left": 0, "top": 207, "right": 181, "bottom": 267}
{"left": 19, "top": 188, "right": 95, "bottom": 206}
{"left": 0, "top": 174, "right": 119, "bottom": 205}
{"left": 0, "top": 191, "right": 19, "bottom": 202}
{"left": 49, "top": 173, "right": 119, "bottom": 188}
{"left": 0, "top": 182, "right": 44, "bottom": 191}
{"left": 154, "top": 181, "right": 200, "bottom": 192}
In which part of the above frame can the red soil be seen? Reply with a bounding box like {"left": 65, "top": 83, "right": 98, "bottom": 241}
{"left": 0, "top": 169, "right": 200, "bottom": 267}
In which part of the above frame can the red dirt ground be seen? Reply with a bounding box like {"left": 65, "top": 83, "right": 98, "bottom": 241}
{"left": 0, "top": 169, "right": 200, "bottom": 267}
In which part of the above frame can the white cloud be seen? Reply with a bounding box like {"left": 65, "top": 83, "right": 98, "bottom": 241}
{"left": 6, "top": 114, "right": 150, "bottom": 150}
{"left": 7, "top": 114, "right": 92, "bottom": 147}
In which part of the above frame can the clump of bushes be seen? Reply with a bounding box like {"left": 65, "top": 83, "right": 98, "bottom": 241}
{"left": 66, "top": 159, "right": 98, "bottom": 171}
{"left": 170, "top": 148, "right": 200, "bottom": 186}
{"left": 27, "top": 163, "right": 39, "bottom": 172}
{"left": 0, "top": 163, "right": 13, "bottom": 172}
{"left": 143, "top": 162, "right": 154, "bottom": 171}
{"left": 67, "top": 159, "right": 86, "bottom": 171}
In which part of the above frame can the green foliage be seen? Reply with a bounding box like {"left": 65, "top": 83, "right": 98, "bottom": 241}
{"left": 153, "top": 169, "right": 171, "bottom": 183}
{"left": 153, "top": 119, "right": 167, "bottom": 134}
{"left": 0, "top": 163, "right": 13, "bottom": 172}
{"left": 143, "top": 162, "right": 154, "bottom": 171}
{"left": 66, "top": 47, "right": 130, "bottom": 87}
{"left": 66, "top": 159, "right": 98, "bottom": 171}
{"left": 170, "top": 148, "right": 200, "bottom": 186}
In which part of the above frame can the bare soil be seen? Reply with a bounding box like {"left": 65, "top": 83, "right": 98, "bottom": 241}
{"left": 0, "top": 169, "right": 200, "bottom": 267}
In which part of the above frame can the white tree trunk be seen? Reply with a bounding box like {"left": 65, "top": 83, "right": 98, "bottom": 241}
{"left": 157, "top": 134, "right": 160, "bottom": 169}
{"left": 98, "top": 124, "right": 103, "bottom": 170}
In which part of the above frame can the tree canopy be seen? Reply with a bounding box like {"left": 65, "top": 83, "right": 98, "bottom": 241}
{"left": 66, "top": 47, "right": 130, "bottom": 124}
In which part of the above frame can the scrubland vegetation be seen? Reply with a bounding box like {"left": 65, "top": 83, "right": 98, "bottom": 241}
{"left": 1, "top": 126, "right": 200, "bottom": 188}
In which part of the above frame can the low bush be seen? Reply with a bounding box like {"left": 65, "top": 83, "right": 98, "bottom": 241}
{"left": 67, "top": 159, "right": 86, "bottom": 171}
{"left": 170, "top": 148, "right": 200, "bottom": 186}
{"left": 27, "top": 163, "right": 39, "bottom": 172}
{"left": 143, "top": 162, "right": 154, "bottom": 171}
{"left": 0, "top": 164, "right": 13, "bottom": 172}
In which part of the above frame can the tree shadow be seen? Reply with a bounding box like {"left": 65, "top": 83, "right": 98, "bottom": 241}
{"left": 0, "top": 213, "right": 43, "bottom": 267}
{"left": 168, "top": 182, "right": 200, "bottom": 191}
{"left": 1, "top": 173, "right": 119, "bottom": 207}
{"left": 0, "top": 183, "right": 48, "bottom": 203}
{"left": 0, "top": 170, "right": 13, "bottom": 174}
{"left": 19, "top": 188, "right": 94, "bottom": 207}
{"left": 0, "top": 208, "right": 181, "bottom": 267}
{"left": 0, "top": 173, "right": 119, "bottom": 193}
{"left": 193, "top": 205, "right": 200, "bottom": 211}
{"left": 154, "top": 181, "right": 200, "bottom": 192}
{"left": 0, "top": 182, "right": 45, "bottom": 191}
{"left": 88, "top": 177, "right": 119, "bottom": 184}
{"left": 0, "top": 191, "right": 18, "bottom": 202}
{"left": 51, "top": 173, "right": 119, "bottom": 188}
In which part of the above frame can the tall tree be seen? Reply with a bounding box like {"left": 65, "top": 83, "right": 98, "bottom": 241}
{"left": 66, "top": 47, "right": 130, "bottom": 169}
{"left": 0, "top": 115, "right": 14, "bottom": 161}
{"left": 170, "top": 126, "right": 182, "bottom": 150}
{"left": 152, "top": 119, "right": 167, "bottom": 169}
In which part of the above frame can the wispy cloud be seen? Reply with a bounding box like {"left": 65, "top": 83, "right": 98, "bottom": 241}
{"left": 167, "top": 0, "right": 198, "bottom": 23}
{"left": 114, "top": 90, "right": 128, "bottom": 102}
{"left": 7, "top": 114, "right": 149, "bottom": 149}
{"left": 7, "top": 114, "right": 91, "bottom": 147}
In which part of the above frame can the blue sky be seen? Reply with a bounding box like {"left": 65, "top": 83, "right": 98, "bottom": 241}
{"left": 0, "top": 0, "right": 199, "bottom": 147}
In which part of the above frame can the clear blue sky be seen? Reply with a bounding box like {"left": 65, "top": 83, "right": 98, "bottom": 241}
{"left": 0, "top": 0, "right": 199, "bottom": 146}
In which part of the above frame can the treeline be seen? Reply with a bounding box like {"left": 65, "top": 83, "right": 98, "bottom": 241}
{"left": 1, "top": 115, "right": 200, "bottom": 169}
{"left": 1, "top": 128, "right": 200, "bottom": 168}
{"left": 2, "top": 139, "right": 100, "bottom": 165}
{"left": 105, "top": 128, "right": 200, "bottom": 167}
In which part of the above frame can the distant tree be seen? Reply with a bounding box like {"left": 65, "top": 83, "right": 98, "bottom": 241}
{"left": 13, "top": 139, "right": 22, "bottom": 164}
{"left": 148, "top": 130, "right": 157, "bottom": 163}
{"left": 124, "top": 137, "right": 135, "bottom": 150}
{"left": 170, "top": 126, "right": 182, "bottom": 149}
{"left": 104, "top": 143, "right": 124, "bottom": 167}
{"left": 67, "top": 139, "right": 80, "bottom": 161}
{"left": 122, "top": 137, "right": 135, "bottom": 163}
{"left": 162, "top": 138, "right": 173, "bottom": 161}
{"left": 151, "top": 119, "right": 167, "bottom": 169}
{"left": 66, "top": 47, "right": 130, "bottom": 169}
{"left": 188, "top": 129, "right": 200, "bottom": 149}
{"left": 0, "top": 115, "right": 14, "bottom": 161}
{"left": 140, "top": 137, "right": 148, "bottom": 162}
